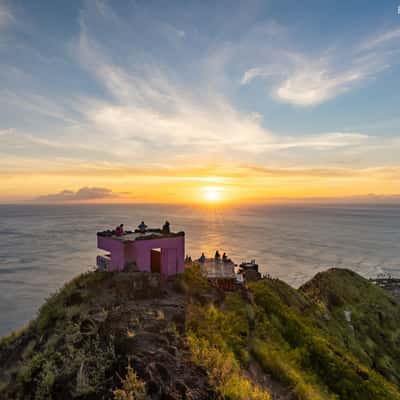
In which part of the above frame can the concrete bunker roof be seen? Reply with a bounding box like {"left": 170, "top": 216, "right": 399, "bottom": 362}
{"left": 97, "top": 228, "right": 184, "bottom": 243}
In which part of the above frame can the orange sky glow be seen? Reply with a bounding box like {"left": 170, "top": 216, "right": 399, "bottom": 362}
{"left": 2, "top": 164, "right": 400, "bottom": 204}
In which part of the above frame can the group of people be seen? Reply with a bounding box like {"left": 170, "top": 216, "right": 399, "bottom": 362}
{"left": 198, "top": 251, "right": 230, "bottom": 263}
{"left": 114, "top": 220, "right": 170, "bottom": 236}
{"left": 215, "top": 250, "right": 230, "bottom": 262}
{"left": 115, "top": 222, "right": 145, "bottom": 236}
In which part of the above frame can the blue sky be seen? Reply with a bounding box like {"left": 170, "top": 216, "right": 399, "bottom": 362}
{"left": 1, "top": 0, "right": 400, "bottom": 202}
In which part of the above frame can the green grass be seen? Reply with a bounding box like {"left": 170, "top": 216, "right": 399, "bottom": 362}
{"left": 32, "top": 270, "right": 110, "bottom": 334}
{"left": 1, "top": 270, "right": 116, "bottom": 399}
{"left": 250, "top": 279, "right": 400, "bottom": 400}
{"left": 300, "top": 269, "right": 400, "bottom": 385}
{"left": 187, "top": 334, "right": 270, "bottom": 400}
{"left": 174, "top": 263, "right": 211, "bottom": 298}
{"left": 186, "top": 292, "right": 271, "bottom": 399}
{"left": 0, "top": 326, "right": 29, "bottom": 352}
{"left": 183, "top": 268, "right": 400, "bottom": 400}
{"left": 251, "top": 339, "right": 331, "bottom": 400}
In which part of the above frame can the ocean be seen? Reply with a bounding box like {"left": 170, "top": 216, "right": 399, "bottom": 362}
{"left": 1, "top": 203, "right": 400, "bottom": 337}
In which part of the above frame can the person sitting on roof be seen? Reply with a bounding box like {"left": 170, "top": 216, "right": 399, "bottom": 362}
{"left": 214, "top": 250, "right": 221, "bottom": 261}
{"left": 138, "top": 221, "right": 147, "bottom": 233}
{"left": 162, "top": 220, "right": 170, "bottom": 234}
{"left": 199, "top": 252, "right": 206, "bottom": 263}
{"left": 222, "top": 252, "right": 228, "bottom": 262}
{"left": 115, "top": 224, "right": 124, "bottom": 236}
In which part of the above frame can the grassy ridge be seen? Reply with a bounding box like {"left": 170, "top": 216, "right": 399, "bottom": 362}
{"left": 300, "top": 268, "right": 400, "bottom": 385}
{"left": 0, "top": 271, "right": 117, "bottom": 399}
{"left": 249, "top": 278, "right": 400, "bottom": 400}
{"left": 1, "top": 266, "right": 400, "bottom": 399}
{"left": 184, "top": 268, "right": 400, "bottom": 400}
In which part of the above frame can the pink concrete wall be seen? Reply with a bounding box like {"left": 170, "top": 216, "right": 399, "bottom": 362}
{"left": 124, "top": 242, "right": 136, "bottom": 267}
{"left": 134, "top": 236, "right": 185, "bottom": 277}
{"left": 166, "top": 248, "right": 178, "bottom": 275}
{"left": 159, "top": 248, "right": 177, "bottom": 276}
{"left": 110, "top": 242, "right": 125, "bottom": 271}
{"left": 97, "top": 236, "right": 128, "bottom": 271}
{"left": 98, "top": 235, "right": 185, "bottom": 275}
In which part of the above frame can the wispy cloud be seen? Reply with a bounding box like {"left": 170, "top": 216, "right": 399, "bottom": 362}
{"left": 0, "top": 1, "right": 396, "bottom": 176}
{"left": 4, "top": 161, "right": 400, "bottom": 182}
{"left": 0, "top": 0, "right": 399, "bottom": 203}
{"left": 35, "top": 187, "right": 117, "bottom": 202}
{"left": 359, "top": 28, "right": 400, "bottom": 51}
{"left": 241, "top": 67, "right": 274, "bottom": 85}
{"left": 0, "top": 90, "right": 79, "bottom": 124}
{"left": 73, "top": 11, "right": 277, "bottom": 160}
{"left": 0, "top": 3, "right": 14, "bottom": 29}
{"left": 263, "top": 132, "right": 369, "bottom": 149}
{"left": 241, "top": 26, "right": 399, "bottom": 106}
{"left": 0, "top": 128, "right": 14, "bottom": 136}
{"left": 274, "top": 56, "right": 376, "bottom": 106}
{"left": 72, "top": 7, "right": 385, "bottom": 163}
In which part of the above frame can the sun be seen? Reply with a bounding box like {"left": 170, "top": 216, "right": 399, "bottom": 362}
{"left": 203, "top": 186, "right": 222, "bottom": 202}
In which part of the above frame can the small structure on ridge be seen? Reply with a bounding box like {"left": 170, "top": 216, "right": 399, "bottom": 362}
{"left": 238, "top": 260, "right": 261, "bottom": 282}
{"left": 198, "top": 251, "right": 240, "bottom": 290}
{"left": 96, "top": 221, "right": 185, "bottom": 277}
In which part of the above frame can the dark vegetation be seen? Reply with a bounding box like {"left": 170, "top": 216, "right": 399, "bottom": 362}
{"left": 0, "top": 266, "right": 400, "bottom": 399}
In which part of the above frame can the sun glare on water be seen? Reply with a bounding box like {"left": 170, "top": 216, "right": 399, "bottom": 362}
{"left": 203, "top": 186, "right": 223, "bottom": 203}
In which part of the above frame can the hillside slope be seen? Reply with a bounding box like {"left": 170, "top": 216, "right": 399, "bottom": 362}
{"left": 300, "top": 268, "right": 400, "bottom": 385}
{"left": 0, "top": 271, "right": 220, "bottom": 399}
{"left": 0, "top": 267, "right": 400, "bottom": 400}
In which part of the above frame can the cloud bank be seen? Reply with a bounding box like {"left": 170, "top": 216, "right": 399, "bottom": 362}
{"left": 35, "top": 187, "right": 117, "bottom": 202}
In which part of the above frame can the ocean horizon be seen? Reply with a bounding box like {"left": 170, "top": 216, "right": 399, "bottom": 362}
{"left": 1, "top": 203, "right": 400, "bottom": 337}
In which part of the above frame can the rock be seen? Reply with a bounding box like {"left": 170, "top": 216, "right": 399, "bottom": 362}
{"left": 166, "top": 345, "right": 178, "bottom": 357}
{"left": 154, "top": 362, "right": 170, "bottom": 382}
{"left": 147, "top": 380, "right": 161, "bottom": 397}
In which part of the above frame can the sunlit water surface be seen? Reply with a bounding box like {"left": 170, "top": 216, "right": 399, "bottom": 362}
{"left": 1, "top": 203, "right": 400, "bottom": 336}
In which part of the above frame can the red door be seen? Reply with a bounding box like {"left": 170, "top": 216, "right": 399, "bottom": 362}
{"left": 150, "top": 249, "right": 161, "bottom": 273}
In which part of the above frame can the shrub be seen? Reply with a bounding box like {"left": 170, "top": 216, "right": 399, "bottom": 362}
{"left": 187, "top": 293, "right": 250, "bottom": 358}
{"left": 175, "top": 264, "right": 211, "bottom": 297}
{"left": 0, "top": 326, "right": 28, "bottom": 352}
{"left": 17, "top": 353, "right": 44, "bottom": 387}
{"left": 113, "top": 362, "right": 146, "bottom": 400}
{"left": 32, "top": 270, "right": 110, "bottom": 334}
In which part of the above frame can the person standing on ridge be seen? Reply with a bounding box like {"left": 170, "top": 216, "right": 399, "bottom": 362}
{"left": 162, "top": 221, "right": 170, "bottom": 234}
{"left": 138, "top": 221, "right": 147, "bottom": 233}
{"left": 115, "top": 224, "right": 124, "bottom": 236}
